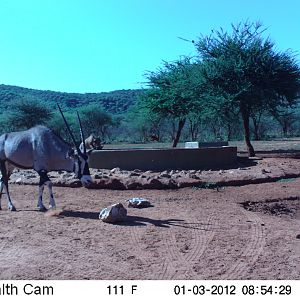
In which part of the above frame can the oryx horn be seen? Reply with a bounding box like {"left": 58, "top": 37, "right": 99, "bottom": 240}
{"left": 76, "top": 111, "right": 86, "bottom": 154}
{"left": 57, "top": 104, "right": 79, "bottom": 150}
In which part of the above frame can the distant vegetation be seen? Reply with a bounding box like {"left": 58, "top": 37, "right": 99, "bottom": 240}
{"left": 1, "top": 21, "right": 300, "bottom": 156}
{"left": 0, "top": 84, "right": 141, "bottom": 113}
{"left": 0, "top": 84, "right": 142, "bottom": 144}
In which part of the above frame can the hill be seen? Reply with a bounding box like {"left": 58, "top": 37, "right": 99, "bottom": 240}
{"left": 0, "top": 84, "right": 142, "bottom": 114}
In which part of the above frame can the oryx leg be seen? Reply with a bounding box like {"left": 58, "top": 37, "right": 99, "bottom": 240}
{"left": 0, "top": 160, "right": 16, "bottom": 211}
{"left": 0, "top": 181, "right": 3, "bottom": 210}
{"left": 37, "top": 170, "right": 56, "bottom": 211}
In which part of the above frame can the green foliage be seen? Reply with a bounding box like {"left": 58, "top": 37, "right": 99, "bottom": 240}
{"left": 141, "top": 58, "right": 207, "bottom": 146}
{"left": 143, "top": 58, "right": 204, "bottom": 118}
{"left": 0, "top": 84, "right": 140, "bottom": 114}
{"left": 77, "top": 104, "right": 114, "bottom": 139}
{"left": 46, "top": 111, "right": 77, "bottom": 144}
{"left": 5, "top": 97, "right": 53, "bottom": 131}
{"left": 195, "top": 21, "right": 300, "bottom": 155}
{"left": 124, "top": 104, "right": 167, "bottom": 142}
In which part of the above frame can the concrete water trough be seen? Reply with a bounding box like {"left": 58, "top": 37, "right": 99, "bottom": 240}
{"left": 89, "top": 146, "right": 237, "bottom": 171}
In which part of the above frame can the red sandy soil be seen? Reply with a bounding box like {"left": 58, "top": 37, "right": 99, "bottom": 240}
{"left": 1, "top": 158, "right": 300, "bottom": 280}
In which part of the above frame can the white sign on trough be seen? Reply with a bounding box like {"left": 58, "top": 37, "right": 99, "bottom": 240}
{"left": 185, "top": 142, "right": 199, "bottom": 148}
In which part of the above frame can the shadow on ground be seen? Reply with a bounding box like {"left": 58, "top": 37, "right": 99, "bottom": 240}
{"left": 60, "top": 210, "right": 214, "bottom": 229}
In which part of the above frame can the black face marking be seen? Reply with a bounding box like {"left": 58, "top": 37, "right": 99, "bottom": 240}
{"left": 76, "top": 158, "right": 82, "bottom": 179}
{"left": 74, "top": 153, "right": 90, "bottom": 179}
{"left": 82, "top": 161, "right": 90, "bottom": 176}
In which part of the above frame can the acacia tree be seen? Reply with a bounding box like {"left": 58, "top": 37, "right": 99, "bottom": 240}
{"left": 7, "top": 97, "right": 53, "bottom": 130}
{"left": 77, "top": 104, "right": 114, "bottom": 139}
{"left": 196, "top": 21, "right": 300, "bottom": 156}
{"left": 142, "top": 58, "right": 204, "bottom": 147}
{"left": 270, "top": 107, "right": 297, "bottom": 137}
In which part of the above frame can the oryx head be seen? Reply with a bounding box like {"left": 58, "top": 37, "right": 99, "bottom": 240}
{"left": 87, "top": 134, "right": 104, "bottom": 150}
{"left": 58, "top": 105, "right": 93, "bottom": 187}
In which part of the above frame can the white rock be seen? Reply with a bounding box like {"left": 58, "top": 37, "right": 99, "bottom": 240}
{"left": 99, "top": 203, "right": 127, "bottom": 223}
{"left": 126, "top": 198, "right": 151, "bottom": 208}
{"left": 110, "top": 167, "right": 121, "bottom": 173}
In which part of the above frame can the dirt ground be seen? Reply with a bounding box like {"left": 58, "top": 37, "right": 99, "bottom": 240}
{"left": 1, "top": 157, "right": 300, "bottom": 280}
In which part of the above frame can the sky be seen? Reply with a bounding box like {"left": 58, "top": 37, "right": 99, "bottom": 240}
{"left": 0, "top": 0, "right": 300, "bottom": 93}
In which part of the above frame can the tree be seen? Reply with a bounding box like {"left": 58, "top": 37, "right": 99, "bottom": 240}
{"left": 7, "top": 97, "right": 53, "bottom": 130}
{"left": 77, "top": 104, "right": 114, "bottom": 139}
{"left": 46, "top": 111, "right": 77, "bottom": 144}
{"left": 123, "top": 104, "right": 166, "bottom": 142}
{"left": 195, "top": 21, "right": 300, "bottom": 156}
{"left": 271, "top": 107, "right": 297, "bottom": 137}
{"left": 142, "top": 58, "right": 205, "bottom": 147}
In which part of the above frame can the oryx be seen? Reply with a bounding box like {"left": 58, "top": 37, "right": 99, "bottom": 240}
{"left": 79, "top": 134, "right": 104, "bottom": 152}
{"left": 0, "top": 105, "right": 92, "bottom": 211}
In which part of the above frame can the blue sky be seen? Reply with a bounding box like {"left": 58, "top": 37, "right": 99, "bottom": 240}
{"left": 0, "top": 0, "right": 299, "bottom": 93}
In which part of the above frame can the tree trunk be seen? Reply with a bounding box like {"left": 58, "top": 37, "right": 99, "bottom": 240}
{"left": 252, "top": 119, "right": 260, "bottom": 141}
{"left": 226, "top": 122, "right": 232, "bottom": 141}
{"left": 251, "top": 114, "right": 262, "bottom": 141}
{"left": 242, "top": 112, "right": 255, "bottom": 157}
{"left": 282, "top": 120, "right": 288, "bottom": 137}
{"left": 189, "top": 121, "right": 198, "bottom": 141}
{"left": 172, "top": 119, "right": 186, "bottom": 147}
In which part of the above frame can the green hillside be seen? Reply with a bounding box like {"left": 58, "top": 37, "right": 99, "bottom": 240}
{"left": 0, "top": 84, "right": 142, "bottom": 114}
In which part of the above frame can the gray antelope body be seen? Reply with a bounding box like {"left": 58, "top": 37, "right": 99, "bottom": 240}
{"left": 0, "top": 108, "right": 92, "bottom": 211}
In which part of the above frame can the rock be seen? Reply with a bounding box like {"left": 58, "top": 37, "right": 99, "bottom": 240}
{"left": 143, "top": 170, "right": 152, "bottom": 174}
{"left": 167, "top": 179, "right": 178, "bottom": 188}
{"left": 99, "top": 203, "right": 127, "bottom": 223}
{"left": 110, "top": 167, "right": 121, "bottom": 173}
{"left": 66, "top": 179, "right": 82, "bottom": 188}
{"left": 26, "top": 174, "right": 38, "bottom": 179}
{"left": 107, "top": 178, "right": 126, "bottom": 190}
{"left": 169, "top": 170, "right": 175, "bottom": 176}
{"left": 189, "top": 174, "right": 200, "bottom": 179}
{"left": 127, "top": 198, "right": 151, "bottom": 208}
{"left": 15, "top": 178, "right": 22, "bottom": 183}
{"left": 129, "top": 172, "right": 140, "bottom": 177}
{"left": 179, "top": 171, "right": 187, "bottom": 176}
{"left": 126, "top": 181, "right": 143, "bottom": 189}
{"left": 160, "top": 173, "right": 171, "bottom": 178}
{"left": 145, "top": 178, "right": 165, "bottom": 189}
{"left": 60, "top": 173, "right": 74, "bottom": 179}
{"left": 172, "top": 174, "right": 181, "bottom": 179}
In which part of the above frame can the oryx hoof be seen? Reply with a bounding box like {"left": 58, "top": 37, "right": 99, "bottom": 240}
{"left": 8, "top": 204, "right": 16, "bottom": 211}
{"left": 37, "top": 205, "right": 48, "bottom": 212}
